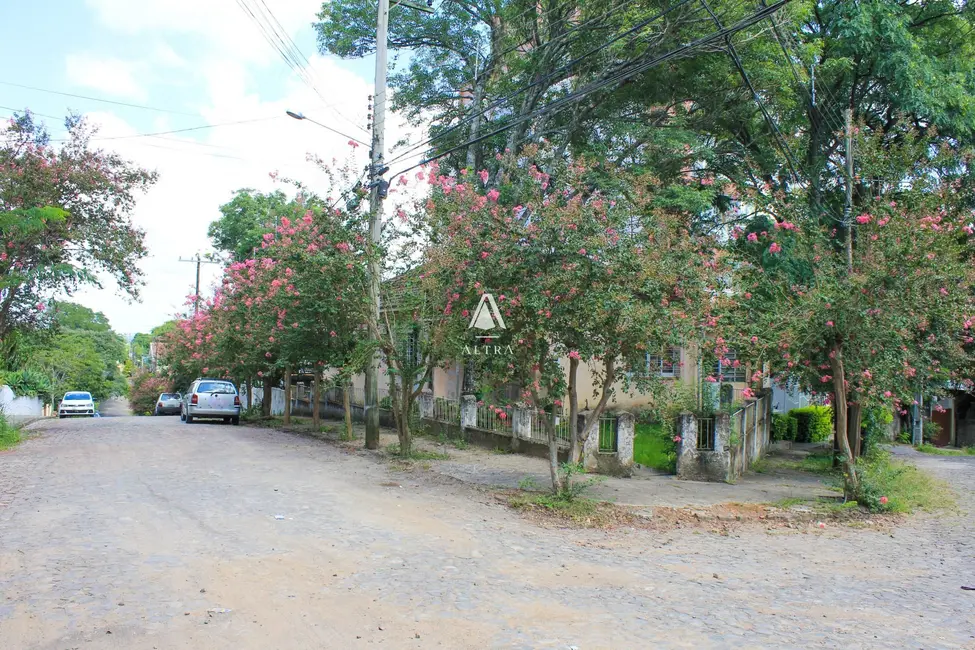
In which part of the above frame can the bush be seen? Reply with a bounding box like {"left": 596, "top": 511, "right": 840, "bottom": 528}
{"left": 0, "top": 410, "right": 21, "bottom": 450}
{"left": 922, "top": 420, "right": 941, "bottom": 444}
{"left": 129, "top": 371, "right": 172, "bottom": 416}
{"left": 854, "top": 449, "right": 955, "bottom": 513}
{"left": 771, "top": 413, "right": 799, "bottom": 441}
{"left": 790, "top": 406, "right": 832, "bottom": 443}
{"left": 0, "top": 368, "right": 53, "bottom": 401}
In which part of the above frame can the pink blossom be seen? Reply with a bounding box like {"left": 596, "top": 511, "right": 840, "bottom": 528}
{"left": 330, "top": 331, "right": 337, "bottom": 337}
{"left": 826, "top": 321, "right": 834, "bottom": 327}
{"left": 486, "top": 189, "right": 500, "bottom": 202}
{"left": 769, "top": 242, "right": 782, "bottom": 254}
{"left": 481, "top": 251, "right": 489, "bottom": 259}
{"left": 855, "top": 214, "right": 872, "bottom": 224}
{"left": 478, "top": 169, "right": 489, "bottom": 184}
{"left": 879, "top": 496, "right": 888, "bottom": 505}
{"left": 750, "top": 336, "right": 758, "bottom": 344}
{"left": 884, "top": 391, "right": 892, "bottom": 398}
{"left": 35, "top": 302, "right": 45, "bottom": 312}
{"left": 820, "top": 375, "right": 832, "bottom": 383}
{"left": 746, "top": 232, "right": 758, "bottom": 242}
{"left": 568, "top": 350, "right": 581, "bottom": 360}
{"left": 673, "top": 435, "right": 682, "bottom": 443}
{"left": 348, "top": 140, "right": 359, "bottom": 148}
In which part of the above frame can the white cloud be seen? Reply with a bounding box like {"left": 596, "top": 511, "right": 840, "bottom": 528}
{"left": 63, "top": 1, "right": 430, "bottom": 335}
{"left": 64, "top": 53, "right": 148, "bottom": 101}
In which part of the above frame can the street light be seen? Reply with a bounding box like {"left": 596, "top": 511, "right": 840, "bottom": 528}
{"left": 284, "top": 109, "right": 369, "bottom": 146}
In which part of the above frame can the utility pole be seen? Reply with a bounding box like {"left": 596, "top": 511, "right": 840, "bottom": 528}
{"left": 363, "top": 0, "right": 390, "bottom": 450}
{"left": 364, "top": 0, "right": 432, "bottom": 450}
{"left": 179, "top": 254, "right": 219, "bottom": 315}
{"left": 844, "top": 108, "right": 854, "bottom": 273}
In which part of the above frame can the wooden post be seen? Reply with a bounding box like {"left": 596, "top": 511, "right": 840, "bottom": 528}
{"left": 343, "top": 382, "right": 354, "bottom": 440}
{"left": 312, "top": 370, "right": 321, "bottom": 430}
{"left": 284, "top": 367, "right": 292, "bottom": 425}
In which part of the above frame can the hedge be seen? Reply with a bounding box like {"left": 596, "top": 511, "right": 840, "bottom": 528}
{"left": 789, "top": 405, "right": 833, "bottom": 443}
{"left": 772, "top": 413, "right": 799, "bottom": 441}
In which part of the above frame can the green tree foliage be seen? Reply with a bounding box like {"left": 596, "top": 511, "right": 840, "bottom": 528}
{"left": 0, "top": 111, "right": 156, "bottom": 341}
{"left": 208, "top": 189, "right": 293, "bottom": 262}
{"left": 722, "top": 127, "right": 975, "bottom": 496}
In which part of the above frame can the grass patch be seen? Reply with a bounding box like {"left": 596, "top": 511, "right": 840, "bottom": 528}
{"left": 385, "top": 443, "right": 449, "bottom": 461}
{"left": 0, "top": 419, "right": 21, "bottom": 450}
{"left": 856, "top": 450, "right": 956, "bottom": 513}
{"left": 633, "top": 422, "right": 676, "bottom": 473}
{"left": 915, "top": 443, "right": 975, "bottom": 456}
{"left": 510, "top": 492, "right": 600, "bottom": 522}
{"left": 797, "top": 451, "right": 837, "bottom": 474}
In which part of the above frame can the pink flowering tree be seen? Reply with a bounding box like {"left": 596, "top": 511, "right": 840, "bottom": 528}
{"left": 724, "top": 129, "right": 975, "bottom": 496}
{"left": 423, "top": 148, "right": 721, "bottom": 490}
{"left": 0, "top": 111, "right": 156, "bottom": 345}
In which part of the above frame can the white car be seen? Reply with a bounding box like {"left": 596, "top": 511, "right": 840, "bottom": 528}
{"left": 59, "top": 391, "right": 96, "bottom": 418}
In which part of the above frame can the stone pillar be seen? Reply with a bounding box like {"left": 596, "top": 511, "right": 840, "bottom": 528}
{"left": 461, "top": 395, "right": 477, "bottom": 430}
{"left": 418, "top": 389, "right": 434, "bottom": 419}
{"left": 581, "top": 410, "right": 598, "bottom": 471}
{"left": 616, "top": 412, "right": 635, "bottom": 474}
{"left": 676, "top": 412, "right": 698, "bottom": 477}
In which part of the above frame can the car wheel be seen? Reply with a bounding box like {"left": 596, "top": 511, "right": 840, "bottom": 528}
{"left": 186, "top": 413, "right": 194, "bottom": 423}
{"left": 231, "top": 417, "right": 240, "bottom": 426}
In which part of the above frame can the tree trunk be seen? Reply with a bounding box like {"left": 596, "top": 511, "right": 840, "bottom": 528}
{"left": 283, "top": 367, "right": 292, "bottom": 426}
{"left": 312, "top": 371, "right": 321, "bottom": 430}
{"left": 399, "top": 400, "right": 412, "bottom": 457}
{"left": 568, "top": 356, "right": 580, "bottom": 464}
{"left": 548, "top": 409, "right": 563, "bottom": 494}
{"left": 262, "top": 376, "right": 272, "bottom": 417}
{"left": 828, "top": 344, "right": 859, "bottom": 496}
{"left": 246, "top": 377, "right": 253, "bottom": 410}
{"left": 848, "top": 401, "right": 863, "bottom": 458}
{"left": 343, "top": 382, "right": 354, "bottom": 441}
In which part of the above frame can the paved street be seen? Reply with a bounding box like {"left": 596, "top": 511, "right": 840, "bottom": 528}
{"left": 1, "top": 415, "right": 973, "bottom": 649}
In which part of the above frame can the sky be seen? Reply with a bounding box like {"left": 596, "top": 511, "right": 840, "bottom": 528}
{"left": 0, "top": 0, "right": 424, "bottom": 338}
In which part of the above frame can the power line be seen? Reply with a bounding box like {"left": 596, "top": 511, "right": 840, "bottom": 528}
{"left": 46, "top": 116, "right": 281, "bottom": 143}
{"left": 235, "top": 0, "right": 370, "bottom": 138}
{"left": 392, "top": 0, "right": 793, "bottom": 177}
{"left": 700, "top": 0, "right": 800, "bottom": 182}
{"left": 0, "top": 80, "right": 200, "bottom": 116}
{"left": 387, "top": 0, "right": 703, "bottom": 167}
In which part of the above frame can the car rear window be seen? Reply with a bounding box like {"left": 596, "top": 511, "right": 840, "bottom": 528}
{"left": 197, "top": 382, "right": 235, "bottom": 394}
{"left": 162, "top": 393, "right": 180, "bottom": 400}
{"left": 64, "top": 393, "right": 91, "bottom": 401}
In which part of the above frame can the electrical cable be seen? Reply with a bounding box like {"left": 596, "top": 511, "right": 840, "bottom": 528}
{"left": 0, "top": 80, "right": 200, "bottom": 116}
{"left": 386, "top": 0, "right": 702, "bottom": 167}
{"left": 391, "top": 0, "right": 793, "bottom": 178}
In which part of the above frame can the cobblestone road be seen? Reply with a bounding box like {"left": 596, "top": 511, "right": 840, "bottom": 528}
{"left": 1, "top": 415, "right": 973, "bottom": 649}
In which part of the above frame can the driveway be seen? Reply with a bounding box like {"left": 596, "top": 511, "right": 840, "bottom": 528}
{"left": 1, "top": 415, "right": 973, "bottom": 649}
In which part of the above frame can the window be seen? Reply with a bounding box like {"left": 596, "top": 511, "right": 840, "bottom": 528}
{"left": 713, "top": 349, "right": 746, "bottom": 382}
{"left": 64, "top": 392, "right": 92, "bottom": 401}
{"left": 197, "top": 381, "right": 235, "bottom": 394}
{"left": 404, "top": 328, "right": 421, "bottom": 368}
{"left": 646, "top": 348, "right": 681, "bottom": 377}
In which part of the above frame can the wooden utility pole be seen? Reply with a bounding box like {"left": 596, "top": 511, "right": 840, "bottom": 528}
{"left": 844, "top": 108, "right": 854, "bottom": 273}
{"left": 364, "top": 0, "right": 433, "bottom": 450}
{"left": 178, "top": 254, "right": 219, "bottom": 314}
{"left": 363, "top": 0, "right": 390, "bottom": 451}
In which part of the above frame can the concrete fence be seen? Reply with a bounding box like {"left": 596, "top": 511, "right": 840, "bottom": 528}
{"left": 676, "top": 392, "right": 772, "bottom": 482}
{"left": 0, "top": 385, "right": 46, "bottom": 422}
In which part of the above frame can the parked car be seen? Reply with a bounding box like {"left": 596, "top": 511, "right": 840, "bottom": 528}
{"left": 58, "top": 391, "right": 96, "bottom": 418}
{"left": 181, "top": 379, "right": 241, "bottom": 425}
{"left": 154, "top": 393, "right": 182, "bottom": 416}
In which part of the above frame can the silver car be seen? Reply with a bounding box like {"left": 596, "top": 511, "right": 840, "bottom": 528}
{"left": 58, "top": 391, "right": 96, "bottom": 418}
{"left": 181, "top": 379, "right": 241, "bottom": 425}
{"left": 154, "top": 392, "right": 182, "bottom": 416}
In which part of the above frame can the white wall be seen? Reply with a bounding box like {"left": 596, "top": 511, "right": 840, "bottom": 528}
{"left": 0, "top": 385, "right": 44, "bottom": 417}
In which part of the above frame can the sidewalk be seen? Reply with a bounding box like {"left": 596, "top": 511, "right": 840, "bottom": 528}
{"left": 374, "top": 428, "right": 838, "bottom": 508}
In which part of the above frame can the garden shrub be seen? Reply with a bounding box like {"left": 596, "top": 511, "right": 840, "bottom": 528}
{"left": 789, "top": 406, "right": 832, "bottom": 443}
{"left": 633, "top": 421, "right": 677, "bottom": 473}
{"left": 854, "top": 448, "right": 955, "bottom": 513}
{"left": 771, "top": 413, "right": 799, "bottom": 441}
{"left": 129, "top": 371, "right": 172, "bottom": 416}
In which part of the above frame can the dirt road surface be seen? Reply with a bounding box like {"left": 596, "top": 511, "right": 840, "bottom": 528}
{"left": 1, "top": 415, "right": 973, "bottom": 649}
